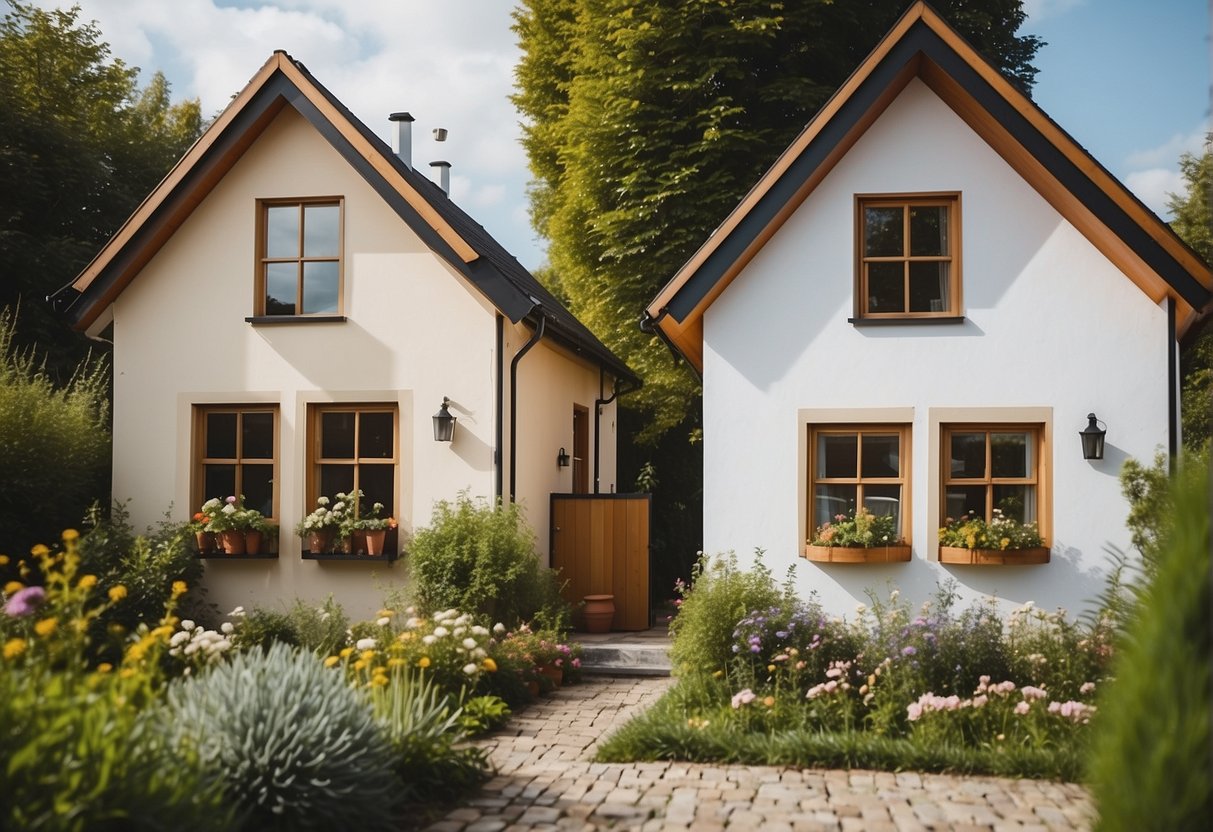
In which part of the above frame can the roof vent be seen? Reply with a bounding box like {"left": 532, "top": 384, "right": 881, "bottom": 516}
{"left": 429, "top": 160, "right": 451, "bottom": 195}
{"left": 389, "top": 112, "right": 414, "bottom": 168}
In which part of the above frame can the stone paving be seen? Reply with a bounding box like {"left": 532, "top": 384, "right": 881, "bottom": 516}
{"left": 422, "top": 676, "right": 1095, "bottom": 831}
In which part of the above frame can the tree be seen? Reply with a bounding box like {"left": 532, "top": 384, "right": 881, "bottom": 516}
{"left": 512, "top": 0, "right": 1042, "bottom": 441}
{"left": 1167, "top": 143, "right": 1213, "bottom": 451}
{"left": 0, "top": 1, "right": 202, "bottom": 378}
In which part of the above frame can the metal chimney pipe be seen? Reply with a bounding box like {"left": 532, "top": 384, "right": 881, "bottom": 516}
{"left": 429, "top": 160, "right": 451, "bottom": 194}
{"left": 389, "top": 112, "right": 414, "bottom": 168}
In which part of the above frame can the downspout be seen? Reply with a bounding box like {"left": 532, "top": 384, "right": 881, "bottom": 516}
{"left": 593, "top": 371, "right": 641, "bottom": 493}
{"left": 640, "top": 308, "right": 702, "bottom": 383}
{"left": 509, "top": 308, "right": 546, "bottom": 503}
{"left": 495, "top": 315, "right": 504, "bottom": 501}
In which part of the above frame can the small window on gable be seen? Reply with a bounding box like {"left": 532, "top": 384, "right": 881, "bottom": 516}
{"left": 257, "top": 198, "right": 343, "bottom": 316}
{"left": 856, "top": 193, "right": 960, "bottom": 319}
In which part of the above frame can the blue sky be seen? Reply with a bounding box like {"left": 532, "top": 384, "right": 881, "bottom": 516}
{"left": 28, "top": 0, "right": 1211, "bottom": 271}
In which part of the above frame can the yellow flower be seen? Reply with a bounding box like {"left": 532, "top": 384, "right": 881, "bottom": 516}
{"left": 30, "top": 544, "right": 50, "bottom": 558}
{"left": 360, "top": 649, "right": 375, "bottom": 662}
{"left": 172, "top": 580, "right": 188, "bottom": 597}
{"left": 3, "top": 638, "right": 27, "bottom": 659}
{"left": 1000, "top": 537, "right": 1011, "bottom": 551}
{"left": 763, "top": 696, "right": 776, "bottom": 707}
{"left": 767, "top": 664, "right": 776, "bottom": 673}
{"left": 353, "top": 659, "right": 367, "bottom": 672}
{"left": 150, "top": 625, "right": 174, "bottom": 640}
{"left": 0, "top": 554, "right": 9, "bottom": 566}
{"left": 339, "top": 647, "right": 354, "bottom": 658}
{"left": 119, "top": 668, "right": 136, "bottom": 679}
{"left": 712, "top": 669, "right": 724, "bottom": 678}
{"left": 387, "top": 657, "right": 405, "bottom": 668}
{"left": 370, "top": 674, "right": 389, "bottom": 687}
{"left": 417, "top": 656, "right": 431, "bottom": 668}
{"left": 62, "top": 529, "right": 80, "bottom": 542}
{"left": 78, "top": 574, "right": 98, "bottom": 590}
{"left": 34, "top": 618, "right": 57, "bottom": 637}
{"left": 108, "top": 585, "right": 127, "bottom": 602}
{"left": 96, "top": 662, "right": 113, "bottom": 673}
{"left": 4, "top": 580, "right": 23, "bottom": 595}
{"left": 482, "top": 657, "right": 498, "bottom": 672}
{"left": 126, "top": 638, "right": 152, "bottom": 663}
{"left": 323, "top": 656, "right": 340, "bottom": 668}
{"left": 376, "top": 609, "right": 394, "bottom": 618}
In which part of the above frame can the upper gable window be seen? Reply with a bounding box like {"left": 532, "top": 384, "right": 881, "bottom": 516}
{"left": 856, "top": 193, "right": 960, "bottom": 319}
{"left": 257, "top": 198, "right": 343, "bottom": 316}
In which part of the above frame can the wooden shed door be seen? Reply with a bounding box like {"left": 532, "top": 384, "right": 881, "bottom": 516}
{"left": 550, "top": 494, "right": 650, "bottom": 630}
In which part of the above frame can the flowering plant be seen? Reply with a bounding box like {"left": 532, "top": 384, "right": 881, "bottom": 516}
{"left": 295, "top": 495, "right": 342, "bottom": 536}
{"left": 810, "top": 506, "right": 901, "bottom": 548}
{"left": 203, "top": 495, "right": 265, "bottom": 533}
{"left": 939, "top": 509, "right": 1043, "bottom": 550}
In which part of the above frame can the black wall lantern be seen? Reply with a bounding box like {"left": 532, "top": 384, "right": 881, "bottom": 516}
{"left": 557, "top": 447, "right": 570, "bottom": 468}
{"left": 1079, "top": 413, "right": 1106, "bottom": 460}
{"left": 433, "top": 397, "right": 456, "bottom": 442}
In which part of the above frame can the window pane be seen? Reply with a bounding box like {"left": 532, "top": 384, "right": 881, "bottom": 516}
{"left": 302, "top": 261, "right": 339, "bottom": 314}
{"left": 908, "top": 262, "right": 949, "bottom": 312}
{"left": 358, "top": 464, "right": 395, "bottom": 513}
{"left": 359, "top": 411, "right": 394, "bottom": 459}
{"left": 863, "top": 207, "right": 903, "bottom": 256}
{"left": 949, "top": 432, "right": 987, "bottom": 478}
{"left": 205, "top": 413, "right": 237, "bottom": 459}
{"left": 242, "top": 412, "right": 274, "bottom": 459}
{"left": 303, "top": 205, "right": 340, "bottom": 257}
{"left": 860, "top": 434, "right": 899, "bottom": 478}
{"left": 203, "top": 464, "right": 236, "bottom": 504}
{"left": 319, "top": 464, "right": 355, "bottom": 501}
{"left": 321, "top": 412, "right": 356, "bottom": 459}
{"left": 242, "top": 464, "right": 274, "bottom": 517}
{"left": 814, "top": 485, "right": 857, "bottom": 529}
{"left": 863, "top": 484, "right": 901, "bottom": 536}
{"left": 945, "top": 485, "right": 987, "bottom": 521}
{"left": 817, "top": 434, "right": 857, "bottom": 478}
{"left": 991, "top": 432, "right": 1032, "bottom": 478}
{"left": 867, "top": 262, "right": 904, "bottom": 313}
{"left": 993, "top": 485, "right": 1035, "bottom": 523}
{"left": 265, "top": 262, "right": 297, "bottom": 315}
{"left": 909, "top": 205, "right": 948, "bottom": 256}
{"left": 265, "top": 205, "right": 299, "bottom": 258}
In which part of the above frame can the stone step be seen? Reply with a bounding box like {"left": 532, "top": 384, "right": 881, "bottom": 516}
{"left": 579, "top": 641, "right": 671, "bottom": 676}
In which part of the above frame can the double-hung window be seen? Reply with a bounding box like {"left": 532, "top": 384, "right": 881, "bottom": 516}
{"left": 856, "top": 193, "right": 960, "bottom": 319}
{"left": 258, "top": 199, "right": 343, "bottom": 316}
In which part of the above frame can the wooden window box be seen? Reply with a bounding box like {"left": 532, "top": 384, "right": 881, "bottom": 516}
{"left": 803, "top": 543, "right": 911, "bottom": 563}
{"left": 197, "top": 552, "right": 279, "bottom": 560}
{"left": 301, "top": 550, "right": 398, "bottom": 563}
{"left": 938, "top": 546, "right": 1050, "bottom": 565}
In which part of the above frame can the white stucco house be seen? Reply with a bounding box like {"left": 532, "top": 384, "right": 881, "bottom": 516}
{"left": 644, "top": 2, "right": 1212, "bottom": 617}
{"left": 54, "top": 52, "right": 639, "bottom": 619}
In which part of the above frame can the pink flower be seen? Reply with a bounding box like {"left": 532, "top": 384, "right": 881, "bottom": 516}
{"left": 1080, "top": 682, "right": 1096, "bottom": 695}
{"left": 906, "top": 702, "right": 923, "bottom": 721}
{"left": 1014, "top": 701, "right": 1031, "bottom": 715}
{"left": 3, "top": 586, "right": 45, "bottom": 617}
{"left": 1021, "top": 685, "right": 1047, "bottom": 701}
{"left": 571, "top": 658, "right": 580, "bottom": 669}
{"left": 731, "top": 688, "right": 757, "bottom": 709}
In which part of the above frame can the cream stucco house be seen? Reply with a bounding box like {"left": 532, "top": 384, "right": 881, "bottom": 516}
{"left": 644, "top": 3, "right": 1212, "bottom": 617}
{"left": 55, "top": 52, "right": 639, "bottom": 619}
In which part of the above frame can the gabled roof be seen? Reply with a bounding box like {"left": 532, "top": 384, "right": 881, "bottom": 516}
{"left": 55, "top": 51, "right": 639, "bottom": 387}
{"left": 644, "top": 1, "right": 1213, "bottom": 373}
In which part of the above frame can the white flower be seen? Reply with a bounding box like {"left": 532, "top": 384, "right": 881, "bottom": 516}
{"left": 889, "top": 590, "right": 900, "bottom": 602}
{"left": 462, "top": 663, "right": 478, "bottom": 676}
{"left": 221, "top": 503, "right": 236, "bottom": 515}
{"left": 180, "top": 619, "right": 195, "bottom": 631}
{"left": 170, "top": 631, "right": 190, "bottom": 647}
{"left": 472, "top": 647, "right": 487, "bottom": 661}
{"left": 433, "top": 626, "right": 449, "bottom": 638}
{"left": 462, "top": 638, "right": 477, "bottom": 650}
{"left": 454, "top": 627, "right": 466, "bottom": 638}
{"left": 422, "top": 635, "right": 437, "bottom": 645}
{"left": 472, "top": 625, "right": 489, "bottom": 637}
{"left": 229, "top": 606, "right": 245, "bottom": 617}
{"left": 377, "top": 617, "right": 391, "bottom": 627}
{"left": 855, "top": 603, "right": 867, "bottom": 616}
{"left": 493, "top": 622, "right": 506, "bottom": 634}
{"left": 356, "top": 637, "right": 377, "bottom": 651}
{"left": 220, "top": 622, "right": 234, "bottom": 635}
{"left": 406, "top": 617, "right": 423, "bottom": 629}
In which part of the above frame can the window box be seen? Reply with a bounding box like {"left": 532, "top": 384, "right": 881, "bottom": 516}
{"left": 301, "top": 550, "right": 398, "bottom": 563}
{"left": 198, "top": 551, "right": 280, "bottom": 561}
{"left": 938, "top": 545, "right": 1050, "bottom": 565}
{"left": 803, "top": 543, "right": 911, "bottom": 563}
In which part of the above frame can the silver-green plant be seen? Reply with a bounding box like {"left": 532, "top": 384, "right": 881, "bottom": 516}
{"left": 163, "top": 641, "right": 401, "bottom": 830}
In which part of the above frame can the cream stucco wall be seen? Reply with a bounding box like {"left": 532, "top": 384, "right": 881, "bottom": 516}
{"left": 701, "top": 79, "right": 1170, "bottom": 619}
{"left": 109, "top": 105, "right": 616, "bottom": 619}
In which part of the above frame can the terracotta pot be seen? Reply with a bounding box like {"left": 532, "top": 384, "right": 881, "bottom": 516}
{"left": 244, "top": 530, "right": 263, "bottom": 555}
{"left": 351, "top": 529, "right": 367, "bottom": 554}
{"left": 582, "top": 594, "right": 615, "bottom": 633}
{"left": 219, "top": 530, "right": 246, "bottom": 556}
{"left": 195, "top": 531, "right": 216, "bottom": 554}
{"left": 306, "top": 529, "right": 333, "bottom": 554}
{"left": 338, "top": 535, "right": 353, "bottom": 554}
{"left": 364, "top": 529, "right": 386, "bottom": 556}
{"left": 525, "top": 680, "right": 541, "bottom": 698}
{"left": 538, "top": 665, "right": 563, "bottom": 690}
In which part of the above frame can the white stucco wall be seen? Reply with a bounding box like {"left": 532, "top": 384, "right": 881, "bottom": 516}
{"left": 108, "top": 106, "right": 614, "bottom": 619}
{"left": 701, "top": 79, "right": 1170, "bottom": 619}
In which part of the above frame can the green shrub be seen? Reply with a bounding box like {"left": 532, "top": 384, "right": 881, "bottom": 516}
{"left": 408, "top": 494, "right": 569, "bottom": 628}
{"left": 0, "top": 308, "right": 110, "bottom": 557}
{"left": 232, "top": 607, "right": 299, "bottom": 651}
{"left": 285, "top": 596, "right": 349, "bottom": 654}
{"left": 1119, "top": 450, "right": 1174, "bottom": 571}
{"left": 1090, "top": 459, "right": 1211, "bottom": 829}
{"left": 668, "top": 550, "right": 793, "bottom": 676}
{"left": 163, "top": 641, "right": 402, "bottom": 831}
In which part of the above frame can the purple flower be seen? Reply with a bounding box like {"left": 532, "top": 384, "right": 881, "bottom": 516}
{"left": 4, "top": 586, "right": 46, "bottom": 617}
{"left": 901, "top": 646, "right": 917, "bottom": 657}
{"left": 750, "top": 645, "right": 761, "bottom": 653}
{"left": 775, "top": 631, "right": 789, "bottom": 639}
{"left": 225, "top": 495, "right": 237, "bottom": 504}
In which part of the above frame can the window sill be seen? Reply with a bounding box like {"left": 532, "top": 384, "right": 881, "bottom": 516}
{"left": 803, "top": 543, "right": 911, "bottom": 563}
{"left": 938, "top": 545, "right": 1050, "bottom": 565}
{"left": 245, "top": 315, "right": 346, "bottom": 325}
{"left": 301, "top": 551, "right": 398, "bottom": 563}
{"left": 197, "top": 552, "right": 279, "bottom": 560}
{"left": 848, "top": 316, "right": 965, "bottom": 327}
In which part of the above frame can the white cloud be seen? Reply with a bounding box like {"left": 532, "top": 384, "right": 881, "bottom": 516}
{"left": 1124, "top": 168, "right": 1187, "bottom": 219}
{"left": 1124, "top": 125, "right": 1210, "bottom": 169}
{"left": 1021, "top": 0, "right": 1086, "bottom": 24}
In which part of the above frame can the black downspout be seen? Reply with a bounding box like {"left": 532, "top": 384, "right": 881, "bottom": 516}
{"left": 593, "top": 373, "right": 641, "bottom": 493}
{"left": 509, "top": 311, "right": 546, "bottom": 503}
{"left": 495, "top": 315, "right": 504, "bottom": 502}
{"left": 1167, "top": 297, "right": 1178, "bottom": 471}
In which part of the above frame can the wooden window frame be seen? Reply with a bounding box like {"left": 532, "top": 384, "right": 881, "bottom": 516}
{"left": 255, "top": 197, "right": 345, "bottom": 316}
{"left": 806, "top": 423, "right": 912, "bottom": 543}
{"left": 940, "top": 423, "right": 1047, "bottom": 542}
{"left": 305, "top": 403, "right": 399, "bottom": 522}
{"left": 191, "top": 405, "right": 280, "bottom": 520}
{"left": 854, "top": 192, "right": 961, "bottom": 320}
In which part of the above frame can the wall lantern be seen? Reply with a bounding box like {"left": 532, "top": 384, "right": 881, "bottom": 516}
{"left": 1079, "top": 413, "right": 1106, "bottom": 460}
{"left": 557, "top": 447, "right": 570, "bottom": 468}
{"left": 433, "top": 397, "right": 456, "bottom": 442}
